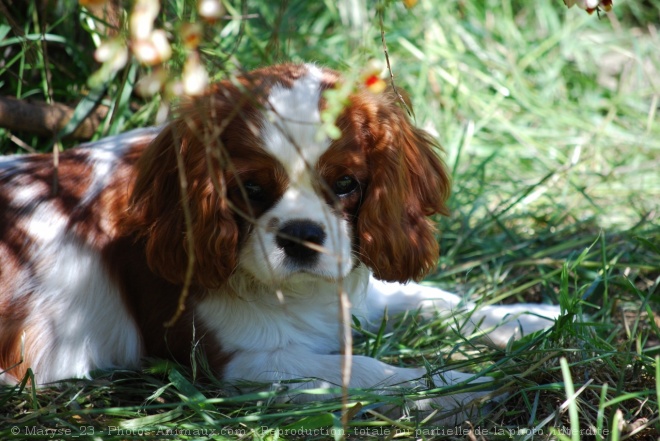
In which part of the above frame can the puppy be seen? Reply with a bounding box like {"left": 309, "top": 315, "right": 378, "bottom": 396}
{"left": 0, "top": 63, "right": 558, "bottom": 417}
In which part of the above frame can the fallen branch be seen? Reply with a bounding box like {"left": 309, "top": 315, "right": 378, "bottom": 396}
{"left": 0, "top": 96, "right": 108, "bottom": 140}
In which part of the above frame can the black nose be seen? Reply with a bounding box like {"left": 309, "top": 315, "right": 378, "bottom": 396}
{"left": 276, "top": 220, "right": 326, "bottom": 264}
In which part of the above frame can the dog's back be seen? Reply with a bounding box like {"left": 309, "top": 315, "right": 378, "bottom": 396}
{"left": 0, "top": 129, "right": 157, "bottom": 383}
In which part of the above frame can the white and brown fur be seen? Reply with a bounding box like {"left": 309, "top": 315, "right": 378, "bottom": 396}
{"left": 0, "top": 64, "right": 558, "bottom": 415}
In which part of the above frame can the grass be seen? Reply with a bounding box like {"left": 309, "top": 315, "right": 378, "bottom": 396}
{"left": 1, "top": 0, "right": 659, "bottom": 439}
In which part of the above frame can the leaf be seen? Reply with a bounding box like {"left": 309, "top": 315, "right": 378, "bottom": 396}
{"left": 281, "top": 413, "right": 338, "bottom": 432}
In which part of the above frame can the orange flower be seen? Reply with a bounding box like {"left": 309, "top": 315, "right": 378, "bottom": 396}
{"left": 79, "top": 0, "right": 108, "bottom": 6}
{"left": 361, "top": 60, "right": 387, "bottom": 93}
{"left": 181, "top": 23, "right": 203, "bottom": 50}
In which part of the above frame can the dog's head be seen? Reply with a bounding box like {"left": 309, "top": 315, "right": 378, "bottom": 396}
{"left": 124, "top": 63, "right": 450, "bottom": 288}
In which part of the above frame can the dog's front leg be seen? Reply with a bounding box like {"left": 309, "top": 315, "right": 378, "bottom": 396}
{"left": 224, "top": 347, "right": 494, "bottom": 422}
{"left": 363, "top": 276, "right": 560, "bottom": 348}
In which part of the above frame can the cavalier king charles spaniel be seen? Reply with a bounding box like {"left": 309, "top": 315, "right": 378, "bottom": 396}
{"left": 0, "top": 63, "right": 559, "bottom": 417}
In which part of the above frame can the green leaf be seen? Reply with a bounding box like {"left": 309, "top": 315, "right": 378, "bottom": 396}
{"left": 281, "top": 413, "right": 338, "bottom": 432}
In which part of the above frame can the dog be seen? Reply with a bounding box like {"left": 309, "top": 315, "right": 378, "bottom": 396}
{"left": 0, "top": 63, "right": 558, "bottom": 417}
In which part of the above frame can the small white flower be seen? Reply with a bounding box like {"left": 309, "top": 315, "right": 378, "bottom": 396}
{"left": 136, "top": 68, "right": 168, "bottom": 97}
{"left": 130, "top": 0, "right": 159, "bottom": 41}
{"left": 182, "top": 52, "right": 209, "bottom": 96}
{"left": 563, "top": 0, "right": 612, "bottom": 12}
{"left": 133, "top": 30, "right": 172, "bottom": 66}
{"left": 198, "top": 0, "right": 224, "bottom": 22}
{"left": 94, "top": 38, "right": 128, "bottom": 72}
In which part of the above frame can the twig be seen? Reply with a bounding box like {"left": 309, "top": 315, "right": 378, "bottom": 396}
{"left": 164, "top": 125, "right": 196, "bottom": 327}
{"left": 377, "top": 3, "right": 412, "bottom": 116}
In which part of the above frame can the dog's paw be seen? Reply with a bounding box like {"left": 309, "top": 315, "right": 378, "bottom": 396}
{"left": 465, "top": 303, "right": 560, "bottom": 348}
{"left": 399, "top": 370, "right": 504, "bottom": 424}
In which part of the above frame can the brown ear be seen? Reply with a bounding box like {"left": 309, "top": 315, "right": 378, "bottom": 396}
{"left": 123, "top": 118, "right": 239, "bottom": 289}
{"left": 357, "top": 95, "right": 450, "bottom": 282}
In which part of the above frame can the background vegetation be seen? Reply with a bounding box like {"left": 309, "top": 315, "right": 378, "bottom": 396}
{"left": 1, "top": 0, "right": 659, "bottom": 439}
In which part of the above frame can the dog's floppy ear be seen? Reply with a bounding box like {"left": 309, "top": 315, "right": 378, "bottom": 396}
{"left": 356, "top": 92, "right": 451, "bottom": 282}
{"left": 124, "top": 115, "right": 239, "bottom": 289}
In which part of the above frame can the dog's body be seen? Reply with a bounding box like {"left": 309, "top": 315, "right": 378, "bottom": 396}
{"left": 0, "top": 64, "right": 558, "bottom": 414}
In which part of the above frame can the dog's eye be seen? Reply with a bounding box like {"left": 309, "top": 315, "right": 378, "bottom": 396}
{"left": 333, "top": 175, "right": 358, "bottom": 197}
{"left": 244, "top": 181, "right": 265, "bottom": 201}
